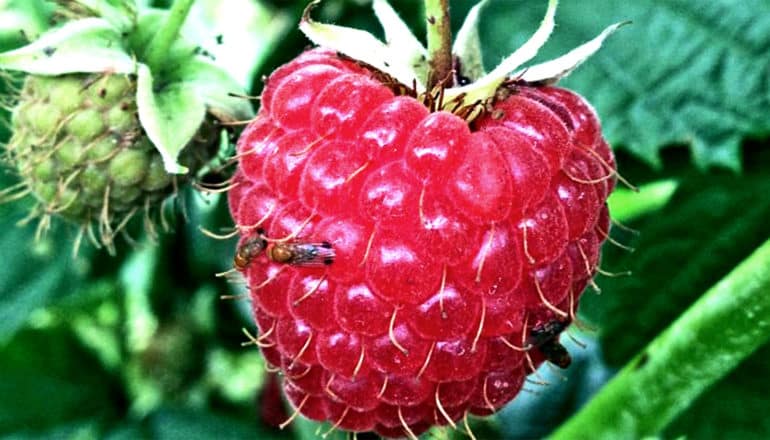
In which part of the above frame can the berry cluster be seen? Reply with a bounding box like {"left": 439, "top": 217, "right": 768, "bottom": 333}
{"left": 228, "top": 48, "right": 615, "bottom": 438}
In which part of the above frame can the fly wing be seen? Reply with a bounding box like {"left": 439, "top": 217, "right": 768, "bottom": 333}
{"left": 289, "top": 243, "right": 336, "bottom": 267}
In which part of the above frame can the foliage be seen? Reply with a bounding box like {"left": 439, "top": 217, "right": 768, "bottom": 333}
{"left": 0, "top": 1, "right": 769, "bottom": 439}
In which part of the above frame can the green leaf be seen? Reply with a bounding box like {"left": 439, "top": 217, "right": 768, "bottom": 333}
{"left": 0, "top": 0, "right": 54, "bottom": 48}
{"left": 0, "top": 327, "right": 121, "bottom": 434}
{"left": 664, "top": 345, "right": 770, "bottom": 439}
{"left": 0, "top": 420, "right": 100, "bottom": 440}
{"left": 575, "top": 149, "right": 770, "bottom": 437}
{"left": 0, "top": 190, "right": 93, "bottom": 343}
{"left": 171, "top": 58, "right": 254, "bottom": 123}
{"left": 0, "top": 18, "right": 135, "bottom": 74}
{"left": 553, "top": 236, "right": 770, "bottom": 439}
{"left": 183, "top": 0, "right": 292, "bottom": 89}
{"left": 148, "top": 407, "right": 286, "bottom": 440}
{"left": 582, "top": 163, "right": 770, "bottom": 366}
{"left": 479, "top": 0, "right": 770, "bottom": 170}
{"left": 136, "top": 62, "right": 206, "bottom": 174}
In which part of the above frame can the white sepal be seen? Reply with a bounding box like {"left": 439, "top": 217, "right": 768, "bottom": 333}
{"left": 299, "top": 0, "right": 427, "bottom": 91}
{"left": 514, "top": 21, "right": 630, "bottom": 84}
{"left": 442, "top": 0, "right": 558, "bottom": 111}
{"left": 373, "top": 0, "right": 428, "bottom": 83}
{"left": 452, "top": 0, "right": 488, "bottom": 82}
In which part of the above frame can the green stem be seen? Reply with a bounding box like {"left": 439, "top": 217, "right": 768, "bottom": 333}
{"left": 143, "top": 0, "right": 195, "bottom": 72}
{"left": 552, "top": 238, "right": 770, "bottom": 439}
{"left": 425, "top": 0, "right": 452, "bottom": 90}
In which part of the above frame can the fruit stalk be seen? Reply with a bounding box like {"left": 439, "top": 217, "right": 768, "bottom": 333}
{"left": 424, "top": 0, "right": 452, "bottom": 89}
{"left": 552, "top": 238, "right": 770, "bottom": 439}
{"left": 143, "top": 0, "right": 196, "bottom": 72}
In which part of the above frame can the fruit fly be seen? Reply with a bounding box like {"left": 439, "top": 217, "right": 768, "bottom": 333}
{"left": 234, "top": 232, "right": 268, "bottom": 271}
{"left": 526, "top": 319, "right": 572, "bottom": 369}
{"left": 266, "top": 241, "right": 335, "bottom": 267}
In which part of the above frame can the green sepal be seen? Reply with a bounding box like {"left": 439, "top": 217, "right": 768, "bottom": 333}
{"left": 62, "top": 0, "right": 138, "bottom": 31}
{"left": 172, "top": 57, "right": 254, "bottom": 124}
{"left": 136, "top": 55, "right": 254, "bottom": 174}
{"left": 0, "top": 17, "right": 135, "bottom": 75}
{"left": 136, "top": 63, "right": 205, "bottom": 175}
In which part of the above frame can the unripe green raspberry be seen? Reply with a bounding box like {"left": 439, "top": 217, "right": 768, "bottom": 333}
{"left": 5, "top": 73, "right": 219, "bottom": 249}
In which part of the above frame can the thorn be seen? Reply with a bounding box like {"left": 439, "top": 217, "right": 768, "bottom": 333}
{"left": 482, "top": 376, "right": 495, "bottom": 412}
{"left": 521, "top": 221, "right": 536, "bottom": 264}
{"left": 546, "top": 361, "right": 569, "bottom": 380}
{"left": 563, "top": 165, "right": 614, "bottom": 185}
{"left": 352, "top": 344, "right": 365, "bottom": 378}
{"left": 534, "top": 276, "right": 568, "bottom": 318}
{"left": 398, "top": 406, "right": 419, "bottom": 440}
{"left": 439, "top": 264, "right": 448, "bottom": 318}
{"left": 476, "top": 224, "right": 496, "bottom": 283}
{"left": 463, "top": 412, "right": 478, "bottom": 440}
{"left": 580, "top": 145, "right": 638, "bottom": 192}
{"left": 388, "top": 308, "right": 409, "bottom": 355}
{"left": 596, "top": 267, "right": 632, "bottom": 278}
{"left": 378, "top": 376, "right": 388, "bottom": 398}
{"left": 322, "top": 406, "right": 349, "bottom": 438}
{"left": 596, "top": 226, "right": 636, "bottom": 252}
{"left": 499, "top": 336, "right": 531, "bottom": 352}
{"left": 238, "top": 208, "right": 275, "bottom": 237}
{"left": 435, "top": 386, "right": 457, "bottom": 429}
{"left": 418, "top": 185, "right": 427, "bottom": 225}
{"left": 279, "top": 393, "right": 308, "bottom": 430}
{"left": 289, "top": 331, "right": 314, "bottom": 368}
{"left": 199, "top": 225, "right": 239, "bottom": 240}
{"left": 254, "top": 266, "right": 285, "bottom": 290}
{"left": 293, "top": 274, "right": 326, "bottom": 306}
{"left": 215, "top": 268, "right": 238, "bottom": 278}
{"left": 471, "top": 296, "right": 486, "bottom": 352}
{"left": 567, "top": 330, "right": 587, "bottom": 349}
{"left": 417, "top": 341, "right": 435, "bottom": 378}
{"left": 269, "top": 210, "right": 315, "bottom": 243}
{"left": 345, "top": 161, "right": 370, "bottom": 184}
{"left": 359, "top": 228, "right": 376, "bottom": 267}
{"left": 193, "top": 180, "right": 238, "bottom": 194}
{"left": 289, "top": 135, "right": 326, "bottom": 157}
{"left": 219, "top": 293, "right": 249, "bottom": 301}
{"left": 610, "top": 217, "right": 640, "bottom": 235}
{"left": 241, "top": 327, "right": 274, "bottom": 348}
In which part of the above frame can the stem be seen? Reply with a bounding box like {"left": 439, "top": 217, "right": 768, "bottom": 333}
{"left": 551, "top": 238, "right": 770, "bottom": 439}
{"left": 143, "top": 0, "right": 196, "bottom": 72}
{"left": 425, "top": 0, "right": 452, "bottom": 90}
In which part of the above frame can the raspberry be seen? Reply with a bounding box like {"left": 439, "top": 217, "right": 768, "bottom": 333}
{"left": 229, "top": 48, "right": 616, "bottom": 438}
{"left": 4, "top": 73, "right": 217, "bottom": 248}
{"left": 0, "top": 2, "right": 253, "bottom": 252}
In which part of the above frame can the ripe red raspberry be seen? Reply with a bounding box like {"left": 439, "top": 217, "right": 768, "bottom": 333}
{"left": 228, "top": 48, "right": 615, "bottom": 438}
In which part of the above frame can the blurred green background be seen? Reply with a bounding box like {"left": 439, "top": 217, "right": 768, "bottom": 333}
{"left": 1, "top": 0, "right": 769, "bottom": 439}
